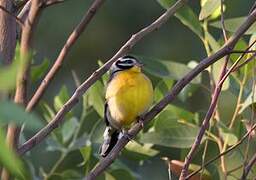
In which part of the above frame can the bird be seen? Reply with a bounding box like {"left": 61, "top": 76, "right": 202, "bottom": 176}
{"left": 99, "top": 55, "right": 154, "bottom": 157}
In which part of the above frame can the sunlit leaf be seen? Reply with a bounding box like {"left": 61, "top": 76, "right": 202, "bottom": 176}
{"left": 138, "top": 56, "right": 201, "bottom": 84}
{"left": 199, "top": 0, "right": 220, "bottom": 20}
{"left": 54, "top": 85, "right": 70, "bottom": 112}
{"left": 61, "top": 170, "right": 82, "bottom": 179}
{"left": 0, "top": 101, "right": 43, "bottom": 130}
{"left": 125, "top": 141, "right": 159, "bottom": 159}
{"left": 204, "top": 31, "right": 230, "bottom": 90}
{"left": 80, "top": 143, "right": 92, "bottom": 164}
{"left": 140, "top": 108, "right": 200, "bottom": 148}
{"left": 156, "top": 0, "right": 203, "bottom": 38}
{"left": 61, "top": 117, "right": 79, "bottom": 143}
{"left": 31, "top": 58, "right": 50, "bottom": 82}
{"left": 0, "top": 128, "right": 26, "bottom": 179}
{"left": 88, "top": 80, "right": 105, "bottom": 117}
{"left": 210, "top": 17, "right": 256, "bottom": 35}
{"left": 239, "top": 86, "right": 256, "bottom": 113}
{"left": 110, "top": 169, "right": 135, "bottom": 180}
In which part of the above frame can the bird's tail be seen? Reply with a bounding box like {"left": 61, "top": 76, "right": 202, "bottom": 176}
{"left": 99, "top": 126, "right": 119, "bottom": 157}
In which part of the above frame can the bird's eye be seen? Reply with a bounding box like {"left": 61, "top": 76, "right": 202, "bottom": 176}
{"left": 124, "top": 60, "right": 133, "bottom": 64}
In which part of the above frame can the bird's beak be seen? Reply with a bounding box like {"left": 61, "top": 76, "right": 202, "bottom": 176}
{"left": 136, "top": 61, "right": 144, "bottom": 67}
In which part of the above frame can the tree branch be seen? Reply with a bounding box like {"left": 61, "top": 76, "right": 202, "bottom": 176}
{"left": 180, "top": 10, "right": 256, "bottom": 178}
{"left": 25, "top": 0, "right": 106, "bottom": 112}
{"left": 186, "top": 122, "right": 256, "bottom": 179}
{"left": 0, "top": 5, "right": 24, "bottom": 28}
{"left": 18, "top": 0, "right": 189, "bottom": 155}
{"left": 0, "top": 0, "right": 16, "bottom": 65}
{"left": 1, "top": 1, "right": 41, "bottom": 179}
{"left": 87, "top": 7, "right": 256, "bottom": 180}
{"left": 16, "top": 3, "right": 256, "bottom": 180}
{"left": 242, "top": 151, "right": 256, "bottom": 179}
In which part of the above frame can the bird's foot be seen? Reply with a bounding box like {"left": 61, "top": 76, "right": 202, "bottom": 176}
{"left": 121, "top": 130, "right": 133, "bottom": 141}
{"left": 136, "top": 115, "right": 145, "bottom": 128}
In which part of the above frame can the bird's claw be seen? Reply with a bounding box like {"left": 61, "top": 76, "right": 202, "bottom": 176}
{"left": 136, "top": 115, "right": 145, "bottom": 128}
{"left": 122, "top": 130, "right": 133, "bottom": 141}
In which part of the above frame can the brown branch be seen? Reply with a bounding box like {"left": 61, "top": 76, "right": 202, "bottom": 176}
{"left": 25, "top": 0, "right": 106, "bottom": 112}
{"left": 0, "top": 0, "right": 16, "bottom": 65}
{"left": 180, "top": 35, "right": 256, "bottom": 180}
{"left": 43, "top": 0, "right": 65, "bottom": 7}
{"left": 232, "top": 52, "right": 256, "bottom": 72}
{"left": 1, "top": 1, "right": 41, "bottom": 179}
{"left": 230, "top": 50, "right": 256, "bottom": 54}
{"left": 86, "top": 7, "right": 256, "bottom": 180}
{"left": 186, "top": 123, "right": 256, "bottom": 179}
{"left": 242, "top": 148, "right": 256, "bottom": 179}
{"left": 15, "top": 3, "right": 256, "bottom": 180}
{"left": 0, "top": 5, "right": 24, "bottom": 28}
{"left": 18, "top": 0, "right": 189, "bottom": 155}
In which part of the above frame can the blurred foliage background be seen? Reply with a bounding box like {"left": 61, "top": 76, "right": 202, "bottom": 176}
{"left": 1, "top": 0, "right": 256, "bottom": 179}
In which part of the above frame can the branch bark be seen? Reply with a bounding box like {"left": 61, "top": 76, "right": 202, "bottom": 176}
{"left": 26, "top": 0, "right": 106, "bottom": 112}
{"left": 187, "top": 122, "right": 256, "bottom": 179}
{"left": 1, "top": 0, "right": 41, "bottom": 179}
{"left": 18, "top": 0, "right": 189, "bottom": 155}
{"left": 0, "top": 0, "right": 16, "bottom": 65}
{"left": 86, "top": 8, "right": 256, "bottom": 180}
{"left": 15, "top": 2, "right": 256, "bottom": 180}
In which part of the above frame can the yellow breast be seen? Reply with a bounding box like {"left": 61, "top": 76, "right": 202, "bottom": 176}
{"left": 106, "top": 69, "right": 153, "bottom": 129}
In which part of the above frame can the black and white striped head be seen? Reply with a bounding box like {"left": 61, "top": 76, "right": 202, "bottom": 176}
{"left": 110, "top": 55, "right": 143, "bottom": 75}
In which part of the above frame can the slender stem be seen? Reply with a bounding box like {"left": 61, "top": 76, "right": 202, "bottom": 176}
{"left": 26, "top": 0, "right": 106, "bottom": 112}
{"left": 186, "top": 122, "right": 256, "bottom": 179}
{"left": 44, "top": 152, "right": 67, "bottom": 180}
{"left": 0, "top": 5, "right": 24, "bottom": 28}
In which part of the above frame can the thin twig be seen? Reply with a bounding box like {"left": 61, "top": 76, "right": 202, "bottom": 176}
{"left": 242, "top": 152, "right": 256, "bottom": 179}
{"left": 18, "top": 0, "right": 190, "bottom": 156}
{"left": 1, "top": 1, "right": 42, "bottom": 179}
{"left": 16, "top": 4, "right": 256, "bottom": 180}
{"left": 86, "top": 8, "right": 256, "bottom": 180}
{"left": 241, "top": 54, "right": 256, "bottom": 179}
{"left": 230, "top": 50, "right": 256, "bottom": 54}
{"left": 232, "top": 52, "right": 256, "bottom": 72}
{"left": 0, "top": 5, "right": 24, "bottom": 28}
{"left": 43, "top": 0, "right": 65, "bottom": 7}
{"left": 181, "top": 0, "right": 230, "bottom": 178}
{"left": 186, "top": 123, "right": 256, "bottom": 179}
{"left": 25, "top": 0, "right": 106, "bottom": 112}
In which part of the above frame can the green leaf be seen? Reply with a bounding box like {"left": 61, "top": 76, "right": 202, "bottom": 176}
{"left": 140, "top": 130, "right": 198, "bottom": 148}
{"left": 54, "top": 86, "right": 70, "bottom": 112}
{"left": 0, "top": 50, "right": 22, "bottom": 91}
{"left": 110, "top": 169, "right": 135, "bottom": 180}
{"left": 40, "top": 101, "right": 55, "bottom": 122}
{"left": 138, "top": 56, "right": 201, "bottom": 84}
{"left": 178, "top": 83, "right": 199, "bottom": 102}
{"left": 80, "top": 143, "right": 92, "bottom": 164}
{"left": 204, "top": 31, "right": 229, "bottom": 90}
{"left": 0, "top": 128, "right": 26, "bottom": 179}
{"left": 61, "top": 117, "right": 79, "bottom": 143}
{"left": 125, "top": 141, "right": 159, "bottom": 159}
{"left": 239, "top": 86, "right": 256, "bottom": 113}
{"left": 0, "top": 101, "right": 43, "bottom": 130}
{"left": 199, "top": 0, "right": 220, "bottom": 20}
{"left": 60, "top": 170, "right": 82, "bottom": 180}
{"left": 210, "top": 17, "right": 256, "bottom": 35}
{"left": 154, "top": 79, "right": 173, "bottom": 102}
{"left": 156, "top": 0, "right": 202, "bottom": 38}
{"left": 88, "top": 80, "right": 105, "bottom": 117}
{"left": 31, "top": 58, "right": 50, "bottom": 83}
{"left": 140, "top": 107, "right": 200, "bottom": 148}
{"left": 176, "top": 6, "right": 203, "bottom": 38}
